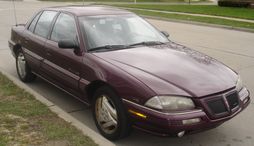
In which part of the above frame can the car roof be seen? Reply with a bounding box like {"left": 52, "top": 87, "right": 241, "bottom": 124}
{"left": 44, "top": 5, "right": 133, "bottom": 17}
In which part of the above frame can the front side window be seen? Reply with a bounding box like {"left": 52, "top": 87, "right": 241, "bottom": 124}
{"left": 34, "top": 11, "right": 57, "bottom": 38}
{"left": 79, "top": 14, "right": 169, "bottom": 50}
{"left": 51, "top": 13, "right": 77, "bottom": 42}
{"left": 28, "top": 12, "right": 41, "bottom": 32}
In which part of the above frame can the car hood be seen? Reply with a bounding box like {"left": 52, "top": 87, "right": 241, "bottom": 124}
{"left": 93, "top": 42, "right": 238, "bottom": 97}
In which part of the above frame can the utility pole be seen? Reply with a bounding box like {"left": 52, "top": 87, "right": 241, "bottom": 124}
{"left": 134, "top": 0, "right": 136, "bottom": 4}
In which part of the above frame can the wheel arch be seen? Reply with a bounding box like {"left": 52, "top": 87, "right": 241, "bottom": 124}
{"left": 85, "top": 80, "right": 119, "bottom": 103}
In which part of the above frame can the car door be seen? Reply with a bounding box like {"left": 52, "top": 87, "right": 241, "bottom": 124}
{"left": 22, "top": 10, "right": 58, "bottom": 73}
{"left": 40, "top": 12, "right": 83, "bottom": 97}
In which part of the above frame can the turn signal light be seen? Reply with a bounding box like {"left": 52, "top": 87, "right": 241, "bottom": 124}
{"left": 128, "top": 109, "right": 147, "bottom": 119}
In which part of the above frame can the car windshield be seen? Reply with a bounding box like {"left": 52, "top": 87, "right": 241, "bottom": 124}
{"left": 79, "top": 14, "right": 169, "bottom": 51}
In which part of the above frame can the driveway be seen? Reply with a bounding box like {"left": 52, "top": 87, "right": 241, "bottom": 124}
{"left": 0, "top": 1, "right": 254, "bottom": 146}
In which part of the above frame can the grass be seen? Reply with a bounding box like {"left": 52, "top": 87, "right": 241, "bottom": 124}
{"left": 131, "top": 9, "right": 254, "bottom": 30}
{"left": 0, "top": 72, "right": 98, "bottom": 146}
{"left": 112, "top": 4, "right": 254, "bottom": 20}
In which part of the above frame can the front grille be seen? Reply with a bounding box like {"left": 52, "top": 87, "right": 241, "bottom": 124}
{"left": 204, "top": 90, "right": 240, "bottom": 119}
{"left": 226, "top": 91, "right": 239, "bottom": 109}
{"left": 207, "top": 98, "right": 227, "bottom": 114}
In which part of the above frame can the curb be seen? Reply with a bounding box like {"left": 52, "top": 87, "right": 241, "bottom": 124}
{"left": 0, "top": 69, "right": 115, "bottom": 146}
{"left": 141, "top": 15, "right": 254, "bottom": 33}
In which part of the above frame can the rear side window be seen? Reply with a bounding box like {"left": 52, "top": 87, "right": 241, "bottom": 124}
{"left": 34, "top": 11, "right": 57, "bottom": 38}
{"left": 51, "top": 13, "right": 77, "bottom": 42}
{"left": 28, "top": 12, "right": 41, "bottom": 32}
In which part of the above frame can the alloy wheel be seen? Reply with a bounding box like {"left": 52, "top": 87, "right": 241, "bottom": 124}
{"left": 95, "top": 95, "right": 118, "bottom": 134}
{"left": 17, "top": 52, "right": 27, "bottom": 79}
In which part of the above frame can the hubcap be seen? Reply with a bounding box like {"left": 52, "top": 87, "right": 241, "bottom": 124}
{"left": 95, "top": 95, "right": 118, "bottom": 134}
{"left": 17, "top": 52, "right": 26, "bottom": 78}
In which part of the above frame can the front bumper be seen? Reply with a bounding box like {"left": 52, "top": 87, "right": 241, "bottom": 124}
{"left": 123, "top": 89, "right": 250, "bottom": 136}
{"left": 8, "top": 40, "right": 16, "bottom": 57}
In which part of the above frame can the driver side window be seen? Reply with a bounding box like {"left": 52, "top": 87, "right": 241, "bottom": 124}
{"left": 51, "top": 13, "right": 77, "bottom": 42}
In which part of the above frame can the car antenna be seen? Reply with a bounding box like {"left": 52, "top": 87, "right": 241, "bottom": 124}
{"left": 12, "top": 0, "right": 18, "bottom": 26}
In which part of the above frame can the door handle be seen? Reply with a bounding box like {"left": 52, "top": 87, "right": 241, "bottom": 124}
{"left": 46, "top": 52, "right": 52, "bottom": 57}
{"left": 46, "top": 50, "right": 52, "bottom": 57}
{"left": 24, "top": 37, "right": 29, "bottom": 44}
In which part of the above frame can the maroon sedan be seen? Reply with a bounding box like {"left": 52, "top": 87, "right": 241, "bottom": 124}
{"left": 9, "top": 5, "right": 250, "bottom": 140}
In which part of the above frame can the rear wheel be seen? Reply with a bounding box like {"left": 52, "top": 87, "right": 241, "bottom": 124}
{"left": 16, "top": 49, "right": 36, "bottom": 82}
{"left": 92, "top": 86, "right": 131, "bottom": 140}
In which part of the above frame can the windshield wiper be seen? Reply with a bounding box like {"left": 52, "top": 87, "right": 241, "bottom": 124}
{"left": 88, "top": 45, "right": 130, "bottom": 52}
{"left": 129, "top": 41, "right": 165, "bottom": 47}
{"left": 88, "top": 41, "right": 164, "bottom": 52}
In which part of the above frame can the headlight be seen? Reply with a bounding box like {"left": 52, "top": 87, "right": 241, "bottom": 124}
{"left": 145, "top": 96, "right": 195, "bottom": 111}
{"left": 236, "top": 76, "right": 243, "bottom": 91}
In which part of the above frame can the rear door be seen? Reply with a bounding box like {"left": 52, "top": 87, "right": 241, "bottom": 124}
{"left": 40, "top": 12, "right": 83, "bottom": 97}
{"left": 22, "top": 11, "right": 58, "bottom": 73}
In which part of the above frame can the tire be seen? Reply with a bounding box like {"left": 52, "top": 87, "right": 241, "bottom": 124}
{"left": 92, "top": 86, "right": 131, "bottom": 140}
{"left": 16, "top": 49, "right": 36, "bottom": 82}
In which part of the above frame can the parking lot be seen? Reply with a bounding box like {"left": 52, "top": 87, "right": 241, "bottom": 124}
{"left": 0, "top": 1, "right": 254, "bottom": 146}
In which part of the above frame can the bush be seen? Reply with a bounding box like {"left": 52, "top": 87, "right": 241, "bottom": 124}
{"left": 218, "top": 0, "right": 254, "bottom": 8}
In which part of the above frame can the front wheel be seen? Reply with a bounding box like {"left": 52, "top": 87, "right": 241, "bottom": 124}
{"left": 16, "top": 49, "right": 36, "bottom": 82}
{"left": 92, "top": 86, "right": 131, "bottom": 140}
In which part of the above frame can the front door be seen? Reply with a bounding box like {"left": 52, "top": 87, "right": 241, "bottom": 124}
{"left": 40, "top": 13, "right": 83, "bottom": 97}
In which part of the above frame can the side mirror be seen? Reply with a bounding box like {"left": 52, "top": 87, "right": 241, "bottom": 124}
{"left": 58, "top": 39, "right": 79, "bottom": 50}
{"left": 161, "top": 31, "right": 169, "bottom": 38}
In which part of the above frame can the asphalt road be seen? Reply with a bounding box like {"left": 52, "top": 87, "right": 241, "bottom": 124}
{"left": 0, "top": 1, "right": 254, "bottom": 146}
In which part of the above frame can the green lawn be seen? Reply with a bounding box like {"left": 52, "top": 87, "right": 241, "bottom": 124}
{"left": 0, "top": 72, "right": 98, "bottom": 146}
{"left": 131, "top": 9, "right": 254, "bottom": 30}
{"left": 113, "top": 4, "right": 254, "bottom": 20}
{"left": 40, "top": 0, "right": 206, "bottom": 2}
